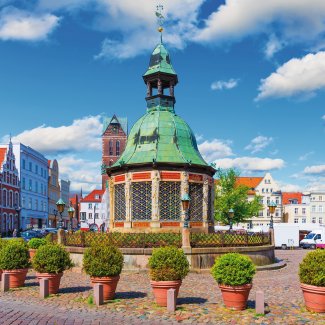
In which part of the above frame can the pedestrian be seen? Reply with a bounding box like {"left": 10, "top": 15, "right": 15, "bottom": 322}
{"left": 13, "top": 229, "right": 17, "bottom": 238}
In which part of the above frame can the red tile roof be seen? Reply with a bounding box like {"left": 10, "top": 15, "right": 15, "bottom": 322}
{"left": 215, "top": 177, "right": 263, "bottom": 194}
{"left": 48, "top": 160, "right": 51, "bottom": 167}
{"left": 282, "top": 192, "right": 303, "bottom": 205}
{"left": 82, "top": 189, "right": 105, "bottom": 203}
{"left": 69, "top": 196, "right": 78, "bottom": 206}
{"left": 0, "top": 148, "right": 7, "bottom": 168}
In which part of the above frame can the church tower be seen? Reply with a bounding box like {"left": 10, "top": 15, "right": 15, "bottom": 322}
{"left": 102, "top": 115, "right": 128, "bottom": 189}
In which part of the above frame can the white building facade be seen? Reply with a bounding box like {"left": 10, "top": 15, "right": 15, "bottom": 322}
{"left": 12, "top": 143, "right": 48, "bottom": 229}
{"left": 309, "top": 192, "right": 325, "bottom": 225}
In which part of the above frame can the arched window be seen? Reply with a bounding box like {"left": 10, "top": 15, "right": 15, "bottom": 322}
{"left": 9, "top": 191, "right": 13, "bottom": 207}
{"left": 116, "top": 141, "right": 120, "bottom": 156}
{"left": 3, "top": 190, "right": 7, "bottom": 207}
{"left": 15, "top": 192, "right": 19, "bottom": 207}
{"left": 109, "top": 140, "right": 113, "bottom": 155}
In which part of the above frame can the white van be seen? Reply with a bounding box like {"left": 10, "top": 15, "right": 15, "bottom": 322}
{"left": 300, "top": 229, "right": 325, "bottom": 249}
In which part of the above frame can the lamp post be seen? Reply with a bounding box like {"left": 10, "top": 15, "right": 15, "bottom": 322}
{"left": 56, "top": 198, "right": 66, "bottom": 229}
{"left": 68, "top": 205, "right": 75, "bottom": 231}
{"left": 228, "top": 208, "right": 234, "bottom": 231}
{"left": 268, "top": 201, "right": 276, "bottom": 229}
{"left": 14, "top": 205, "right": 21, "bottom": 236}
{"left": 53, "top": 209, "right": 58, "bottom": 228}
{"left": 181, "top": 194, "right": 191, "bottom": 228}
{"left": 181, "top": 194, "right": 191, "bottom": 250}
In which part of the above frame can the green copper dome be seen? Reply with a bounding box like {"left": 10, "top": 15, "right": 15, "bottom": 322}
{"left": 112, "top": 109, "right": 208, "bottom": 167}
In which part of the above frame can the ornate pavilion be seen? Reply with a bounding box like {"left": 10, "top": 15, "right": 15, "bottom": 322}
{"left": 105, "top": 39, "right": 215, "bottom": 233}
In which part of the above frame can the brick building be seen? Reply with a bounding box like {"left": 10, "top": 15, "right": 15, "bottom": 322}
{"left": 0, "top": 140, "right": 20, "bottom": 234}
{"left": 101, "top": 115, "right": 127, "bottom": 189}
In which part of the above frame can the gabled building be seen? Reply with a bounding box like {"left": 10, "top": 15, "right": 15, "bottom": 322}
{"left": 0, "top": 140, "right": 20, "bottom": 234}
{"left": 308, "top": 191, "right": 325, "bottom": 225}
{"left": 282, "top": 192, "right": 310, "bottom": 224}
{"left": 232, "top": 173, "right": 282, "bottom": 229}
{"left": 79, "top": 189, "right": 108, "bottom": 232}
{"left": 102, "top": 115, "right": 128, "bottom": 189}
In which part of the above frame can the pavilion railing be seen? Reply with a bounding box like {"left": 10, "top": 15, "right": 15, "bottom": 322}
{"left": 190, "top": 231, "right": 271, "bottom": 248}
{"left": 61, "top": 230, "right": 270, "bottom": 249}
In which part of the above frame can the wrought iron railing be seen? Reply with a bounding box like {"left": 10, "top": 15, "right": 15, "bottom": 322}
{"left": 190, "top": 231, "right": 271, "bottom": 248}
{"left": 64, "top": 232, "right": 182, "bottom": 248}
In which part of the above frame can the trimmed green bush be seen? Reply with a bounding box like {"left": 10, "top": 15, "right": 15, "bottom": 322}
{"left": 32, "top": 244, "right": 73, "bottom": 274}
{"left": 0, "top": 240, "right": 30, "bottom": 270}
{"left": 28, "top": 238, "right": 47, "bottom": 249}
{"left": 148, "top": 246, "right": 189, "bottom": 281}
{"left": 83, "top": 245, "right": 123, "bottom": 277}
{"left": 211, "top": 253, "right": 256, "bottom": 286}
{"left": 299, "top": 249, "right": 325, "bottom": 287}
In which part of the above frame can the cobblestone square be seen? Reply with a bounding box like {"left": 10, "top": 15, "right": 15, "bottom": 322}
{"left": 0, "top": 250, "right": 324, "bottom": 324}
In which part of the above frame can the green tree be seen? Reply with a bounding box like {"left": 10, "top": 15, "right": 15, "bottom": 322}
{"left": 214, "top": 168, "right": 262, "bottom": 225}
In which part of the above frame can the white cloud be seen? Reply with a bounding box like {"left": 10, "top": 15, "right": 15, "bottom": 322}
{"left": 256, "top": 51, "right": 325, "bottom": 101}
{"left": 322, "top": 115, "right": 325, "bottom": 121}
{"left": 264, "top": 34, "right": 285, "bottom": 59}
{"left": 195, "top": 1, "right": 325, "bottom": 48}
{"left": 0, "top": 7, "right": 60, "bottom": 41}
{"left": 278, "top": 181, "right": 302, "bottom": 192}
{"left": 305, "top": 178, "right": 325, "bottom": 192}
{"left": 211, "top": 78, "right": 239, "bottom": 91}
{"left": 214, "top": 157, "right": 285, "bottom": 172}
{"left": 245, "top": 136, "right": 273, "bottom": 154}
{"left": 303, "top": 165, "right": 325, "bottom": 175}
{"left": 2, "top": 115, "right": 102, "bottom": 155}
{"left": 298, "top": 151, "right": 314, "bottom": 161}
{"left": 198, "top": 139, "right": 233, "bottom": 162}
{"left": 58, "top": 155, "right": 101, "bottom": 193}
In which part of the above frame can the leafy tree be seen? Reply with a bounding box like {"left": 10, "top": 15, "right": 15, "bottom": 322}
{"left": 214, "top": 168, "right": 262, "bottom": 225}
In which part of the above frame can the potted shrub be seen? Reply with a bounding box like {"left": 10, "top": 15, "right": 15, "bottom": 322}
{"left": 299, "top": 249, "right": 325, "bottom": 312}
{"left": 83, "top": 245, "right": 123, "bottom": 300}
{"left": 211, "top": 253, "right": 256, "bottom": 310}
{"left": 28, "top": 238, "right": 47, "bottom": 259}
{"left": 148, "top": 246, "right": 189, "bottom": 307}
{"left": 32, "top": 244, "right": 73, "bottom": 294}
{"left": 0, "top": 240, "right": 30, "bottom": 288}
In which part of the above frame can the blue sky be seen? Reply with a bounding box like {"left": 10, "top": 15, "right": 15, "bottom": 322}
{"left": 0, "top": 0, "right": 324, "bottom": 193}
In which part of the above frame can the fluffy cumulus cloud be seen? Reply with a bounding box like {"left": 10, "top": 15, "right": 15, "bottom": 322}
{"left": 256, "top": 52, "right": 325, "bottom": 100}
{"left": 245, "top": 136, "right": 273, "bottom": 154}
{"left": 195, "top": 1, "right": 325, "bottom": 48}
{"left": 211, "top": 78, "right": 239, "bottom": 91}
{"left": 214, "top": 157, "right": 285, "bottom": 172}
{"left": 2, "top": 115, "right": 102, "bottom": 155}
{"left": 58, "top": 155, "right": 101, "bottom": 193}
{"left": 303, "top": 165, "right": 325, "bottom": 175}
{"left": 0, "top": 7, "right": 60, "bottom": 41}
{"left": 198, "top": 139, "right": 233, "bottom": 162}
{"left": 279, "top": 182, "right": 302, "bottom": 192}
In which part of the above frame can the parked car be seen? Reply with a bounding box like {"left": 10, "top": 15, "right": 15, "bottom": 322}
{"left": 300, "top": 229, "right": 325, "bottom": 249}
{"left": 20, "top": 230, "right": 42, "bottom": 242}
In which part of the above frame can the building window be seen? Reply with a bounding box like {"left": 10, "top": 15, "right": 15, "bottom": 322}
{"left": 89, "top": 213, "right": 92, "bottom": 219}
{"left": 22, "top": 196, "right": 25, "bottom": 208}
{"left": 312, "top": 205, "right": 316, "bottom": 212}
{"left": 35, "top": 165, "right": 38, "bottom": 174}
{"left": 312, "top": 217, "right": 316, "bottom": 223}
{"left": 320, "top": 217, "right": 323, "bottom": 224}
{"left": 109, "top": 140, "right": 113, "bottom": 156}
{"left": 80, "top": 212, "right": 86, "bottom": 221}
{"left": 259, "top": 210, "right": 263, "bottom": 217}
{"left": 189, "top": 183, "right": 203, "bottom": 222}
{"left": 275, "top": 209, "right": 279, "bottom": 217}
{"left": 294, "top": 208, "right": 298, "bottom": 214}
{"left": 95, "top": 213, "right": 99, "bottom": 219}
{"left": 319, "top": 196, "right": 323, "bottom": 201}
{"left": 22, "top": 178, "right": 26, "bottom": 190}
{"left": 88, "top": 203, "right": 92, "bottom": 209}
{"left": 159, "top": 181, "right": 181, "bottom": 221}
{"left": 28, "top": 198, "right": 32, "bottom": 209}
{"left": 267, "top": 210, "right": 270, "bottom": 217}
{"left": 29, "top": 179, "right": 32, "bottom": 191}
{"left": 22, "top": 159, "right": 26, "bottom": 169}
{"left": 114, "top": 183, "right": 126, "bottom": 221}
{"left": 262, "top": 188, "right": 264, "bottom": 193}
{"left": 318, "top": 206, "right": 323, "bottom": 212}
{"left": 131, "top": 182, "right": 152, "bottom": 220}
{"left": 116, "top": 141, "right": 120, "bottom": 156}
{"left": 29, "top": 162, "right": 32, "bottom": 171}
{"left": 267, "top": 197, "right": 270, "bottom": 205}
{"left": 302, "top": 208, "right": 306, "bottom": 214}
{"left": 276, "top": 197, "right": 279, "bottom": 204}
{"left": 294, "top": 218, "right": 298, "bottom": 223}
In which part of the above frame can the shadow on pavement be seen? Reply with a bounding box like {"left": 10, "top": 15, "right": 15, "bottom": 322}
{"left": 177, "top": 297, "right": 208, "bottom": 305}
{"left": 115, "top": 291, "right": 147, "bottom": 299}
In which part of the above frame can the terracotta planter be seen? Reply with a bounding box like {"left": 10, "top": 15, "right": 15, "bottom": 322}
{"left": 301, "top": 283, "right": 325, "bottom": 313}
{"left": 29, "top": 249, "right": 37, "bottom": 259}
{"left": 219, "top": 283, "right": 252, "bottom": 310}
{"left": 90, "top": 275, "right": 120, "bottom": 300}
{"left": 3, "top": 269, "right": 28, "bottom": 288}
{"left": 36, "top": 272, "right": 63, "bottom": 294}
{"left": 150, "top": 280, "right": 182, "bottom": 307}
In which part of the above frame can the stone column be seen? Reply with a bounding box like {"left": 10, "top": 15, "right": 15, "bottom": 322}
{"left": 181, "top": 172, "right": 189, "bottom": 224}
{"left": 158, "top": 79, "right": 163, "bottom": 95}
{"left": 151, "top": 170, "right": 160, "bottom": 228}
{"left": 146, "top": 82, "right": 152, "bottom": 97}
{"left": 124, "top": 172, "right": 132, "bottom": 229}
{"left": 169, "top": 81, "right": 174, "bottom": 97}
{"left": 108, "top": 177, "right": 114, "bottom": 230}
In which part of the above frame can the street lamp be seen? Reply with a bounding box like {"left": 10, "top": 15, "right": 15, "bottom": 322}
{"left": 56, "top": 198, "right": 66, "bottom": 229}
{"left": 268, "top": 201, "right": 277, "bottom": 229}
{"left": 68, "top": 205, "right": 75, "bottom": 231}
{"left": 228, "top": 208, "right": 234, "bottom": 231}
{"left": 181, "top": 194, "right": 191, "bottom": 228}
{"left": 14, "top": 204, "right": 21, "bottom": 235}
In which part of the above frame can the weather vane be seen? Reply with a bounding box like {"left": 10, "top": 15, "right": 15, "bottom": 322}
{"left": 155, "top": 4, "right": 165, "bottom": 41}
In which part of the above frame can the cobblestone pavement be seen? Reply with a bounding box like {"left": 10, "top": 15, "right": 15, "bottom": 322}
{"left": 0, "top": 250, "right": 324, "bottom": 324}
